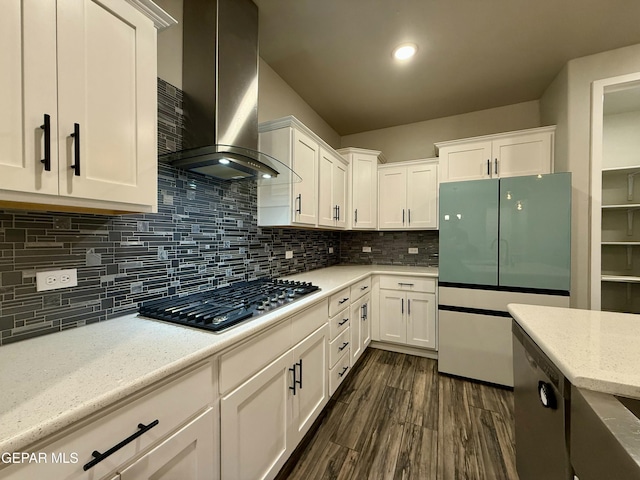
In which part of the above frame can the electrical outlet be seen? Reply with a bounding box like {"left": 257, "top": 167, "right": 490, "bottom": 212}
{"left": 362, "top": 246, "right": 372, "bottom": 253}
{"left": 408, "top": 247, "right": 419, "bottom": 254}
{"left": 285, "top": 251, "right": 294, "bottom": 259}
{"left": 328, "top": 247, "right": 334, "bottom": 254}
{"left": 36, "top": 269, "right": 78, "bottom": 292}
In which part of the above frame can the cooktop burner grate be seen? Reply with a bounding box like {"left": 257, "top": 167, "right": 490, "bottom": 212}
{"left": 139, "top": 278, "right": 319, "bottom": 332}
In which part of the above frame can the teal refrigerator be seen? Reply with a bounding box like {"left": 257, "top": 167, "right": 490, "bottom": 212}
{"left": 437, "top": 173, "right": 571, "bottom": 386}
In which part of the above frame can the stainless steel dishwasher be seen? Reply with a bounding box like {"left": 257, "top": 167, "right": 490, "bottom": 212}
{"left": 513, "top": 321, "right": 573, "bottom": 480}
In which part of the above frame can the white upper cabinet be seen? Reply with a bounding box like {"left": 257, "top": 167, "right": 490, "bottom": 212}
{"left": 258, "top": 116, "right": 351, "bottom": 230}
{"left": 338, "top": 148, "right": 386, "bottom": 230}
{"left": 436, "top": 126, "right": 555, "bottom": 183}
{"left": 318, "top": 147, "right": 348, "bottom": 229}
{"left": 378, "top": 160, "right": 438, "bottom": 230}
{"left": 0, "top": 0, "right": 166, "bottom": 213}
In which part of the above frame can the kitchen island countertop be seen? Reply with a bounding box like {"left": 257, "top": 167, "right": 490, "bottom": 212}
{"left": 508, "top": 303, "right": 640, "bottom": 398}
{"left": 0, "top": 264, "right": 436, "bottom": 456}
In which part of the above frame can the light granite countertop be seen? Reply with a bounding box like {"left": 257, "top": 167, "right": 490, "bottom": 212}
{"left": 0, "top": 264, "right": 437, "bottom": 455}
{"left": 508, "top": 303, "right": 640, "bottom": 399}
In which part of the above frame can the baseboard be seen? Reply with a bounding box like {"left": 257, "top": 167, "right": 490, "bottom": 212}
{"left": 369, "top": 341, "right": 438, "bottom": 359}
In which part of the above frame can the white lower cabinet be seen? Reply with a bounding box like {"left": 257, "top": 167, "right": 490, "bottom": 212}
{"left": 1, "top": 362, "right": 218, "bottom": 480}
{"left": 350, "top": 292, "right": 371, "bottom": 365}
{"left": 378, "top": 276, "right": 437, "bottom": 350}
{"left": 220, "top": 324, "right": 328, "bottom": 480}
{"left": 119, "top": 408, "right": 216, "bottom": 479}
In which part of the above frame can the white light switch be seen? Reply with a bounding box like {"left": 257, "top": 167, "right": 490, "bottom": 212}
{"left": 285, "top": 251, "right": 294, "bottom": 259}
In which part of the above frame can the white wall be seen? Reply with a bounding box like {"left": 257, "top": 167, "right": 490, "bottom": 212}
{"left": 540, "top": 43, "right": 640, "bottom": 309}
{"left": 340, "top": 101, "right": 541, "bottom": 162}
{"left": 603, "top": 111, "right": 640, "bottom": 169}
{"left": 258, "top": 59, "right": 341, "bottom": 148}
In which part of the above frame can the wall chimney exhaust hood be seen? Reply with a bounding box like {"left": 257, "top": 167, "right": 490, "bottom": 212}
{"left": 159, "top": 0, "right": 300, "bottom": 184}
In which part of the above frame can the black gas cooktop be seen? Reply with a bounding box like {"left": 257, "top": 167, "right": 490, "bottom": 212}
{"left": 139, "top": 278, "right": 320, "bottom": 332}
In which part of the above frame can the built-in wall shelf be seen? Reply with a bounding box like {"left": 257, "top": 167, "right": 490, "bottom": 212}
{"left": 602, "top": 242, "right": 640, "bottom": 245}
{"left": 602, "top": 165, "right": 640, "bottom": 174}
{"left": 601, "top": 275, "right": 640, "bottom": 283}
{"left": 601, "top": 204, "right": 640, "bottom": 209}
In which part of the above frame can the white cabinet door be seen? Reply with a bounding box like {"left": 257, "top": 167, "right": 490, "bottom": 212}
{"left": 406, "top": 292, "right": 436, "bottom": 349}
{"left": 378, "top": 166, "right": 407, "bottom": 229}
{"left": 292, "top": 128, "right": 318, "bottom": 225}
{"left": 492, "top": 131, "right": 552, "bottom": 178}
{"left": 351, "top": 152, "right": 378, "bottom": 229}
{"left": 379, "top": 290, "right": 407, "bottom": 344}
{"left": 291, "top": 325, "right": 328, "bottom": 443}
{"left": 439, "top": 141, "right": 492, "bottom": 183}
{"left": 0, "top": 0, "right": 58, "bottom": 195}
{"left": 56, "top": 0, "right": 157, "bottom": 206}
{"left": 221, "top": 352, "right": 293, "bottom": 480}
{"left": 334, "top": 158, "right": 348, "bottom": 229}
{"left": 350, "top": 297, "right": 363, "bottom": 365}
{"left": 318, "top": 148, "right": 335, "bottom": 227}
{"left": 406, "top": 163, "right": 437, "bottom": 229}
{"left": 361, "top": 293, "right": 372, "bottom": 349}
{"left": 119, "top": 409, "right": 217, "bottom": 480}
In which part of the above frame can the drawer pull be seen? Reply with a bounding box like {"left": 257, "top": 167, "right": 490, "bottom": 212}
{"left": 338, "top": 366, "right": 349, "bottom": 377}
{"left": 338, "top": 341, "right": 349, "bottom": 351}
{"left": 360, "top": 285, "right": 368, "bottom": 291}
{"left": 338, "top": 297, "right": 349, "bottom": 305}
{"left": 398, "top": 282, "right": 414, "bottom": 287}
{"left": 338, "top": 318, "right": 349, "bottom": 326}
{"left": 83, "top": 419, "right": 159, "bottom": 471}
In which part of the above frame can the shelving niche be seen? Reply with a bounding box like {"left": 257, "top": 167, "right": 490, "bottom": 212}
{"left": 601, "top": 165, "right": 640, "bottom": 313}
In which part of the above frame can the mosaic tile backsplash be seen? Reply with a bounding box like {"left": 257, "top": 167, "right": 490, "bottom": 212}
{"left": 0, "top": 79, "right": 437, "bottom": 346}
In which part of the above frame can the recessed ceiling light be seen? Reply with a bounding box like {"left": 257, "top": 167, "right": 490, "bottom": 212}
{"left": 218, "top": 158, "right": 230, "bottom": 165}
{"left": 393, "top": 43, "right": 417, "bottom": 61}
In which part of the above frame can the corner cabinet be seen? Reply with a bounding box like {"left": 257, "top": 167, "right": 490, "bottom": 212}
{"left": 337, "top": 148, "right": 386, "bottom": 230}
{"left": 436, "top": 126, "right": 555, "bottom": 183}
{"left": 378, "top": 160, "right": 438, "bottom": 230}
{"left": 318, "top": 147, "right": 348, "bottom": 229}
{"left": 0, "top": 0, "right": 172, "bottom": 214}
{"left": 378, "top": 275, "right": 437, "bottom": 350}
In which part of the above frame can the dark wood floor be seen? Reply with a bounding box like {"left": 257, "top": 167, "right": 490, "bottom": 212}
{"left": 281, "top": 348, "right": 519, "bottom": 480}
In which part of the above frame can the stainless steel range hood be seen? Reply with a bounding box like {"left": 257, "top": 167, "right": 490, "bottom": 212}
{"left": 159, "top": 0, "right": 299, "bottom": 183}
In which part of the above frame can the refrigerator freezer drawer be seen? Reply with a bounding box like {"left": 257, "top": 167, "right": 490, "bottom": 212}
{"left": 439, "top": 286, "right": 569, "bottom": 312}
{"left": 438, "top": 309, "right": 514, "bottom": 386}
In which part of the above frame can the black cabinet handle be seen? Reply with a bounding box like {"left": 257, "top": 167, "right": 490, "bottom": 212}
{"left": 401, "top": 298, "right": 404, "bottom": 314}
{"left": 361, "top": 303, "right": 368, "bottom": 320}
{"left": 70, "top": 123, "right": 80, "bottom": 176}
{"left": 337, "top": 205, "right": 340, "bottom": 221}
{"left": 354, "top": 208, "right": 358, "bottom": 224}
{"left": 402, "top": 209, "right": 405, "bottom": 224}
{"left": 289, "top": 365, "right": 297, "bottom": 395}
{"left": 295, "top": 194, "right": 302, "bottom": 214}
{"left": 295, "top": 359, "right": 302, "bottom": 389}
{"left": 408, "top": 299, "right": 411, "bottom": 316}
{"left": 338, "top": 341, "right": 349, "bottom": 351}
{"left": 338, "top": 365, "right": 349, "bottom": 377}
{"left": 40, "top": 114, "right": 51, "bottom": 171}
{"left": 83, "top": 420, "right": 159, "bottom": 471}
{"left": 338, "top": 318, "right": 348, "bottom": 326}
{"left": 338, "top": 297, "right": 349, "bottom": 305}
{"left": 408, "top": 209, "right": 411, "bottom": 224}
{"left": 398, "top": 282, "right": 414, "bottom": 287}
{"left": 494, "top": 158, "right": 498, "bottom": 175}
{"left": 487, "top": 159, "right": 490, "bottom": 176}
{"left": 360, "top": 285, "right": 368, "bottom": 291}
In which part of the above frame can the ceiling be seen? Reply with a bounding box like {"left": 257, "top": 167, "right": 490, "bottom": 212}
{"left": 255, "top": 0, "right": 640, "bottom": 136}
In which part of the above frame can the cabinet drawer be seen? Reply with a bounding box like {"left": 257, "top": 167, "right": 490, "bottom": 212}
{"left": 2, "top": 362, "right": 214, "bottom": 480}
{"left": 379, "top": 275, "right": 436, "bottom": 293}
{"left": 350, "top": 276, "right": 372, "bottom": 301}
{"left": 220, "top": 319, "right": 292, "bottom": 394}
{"left": 329, "top": 307, "right": 350, "bottom": 341}
{"left": 329, "top": 350, "right": 351, "bottom": 396}
{"left": 292, "top": 300, "right": 327, "bottom": 342}
{"left": 328, "top": 287, "right": 351, "bottom": 317}
{"left": 329, "top": 328, "right": 350, "bottom": 368}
